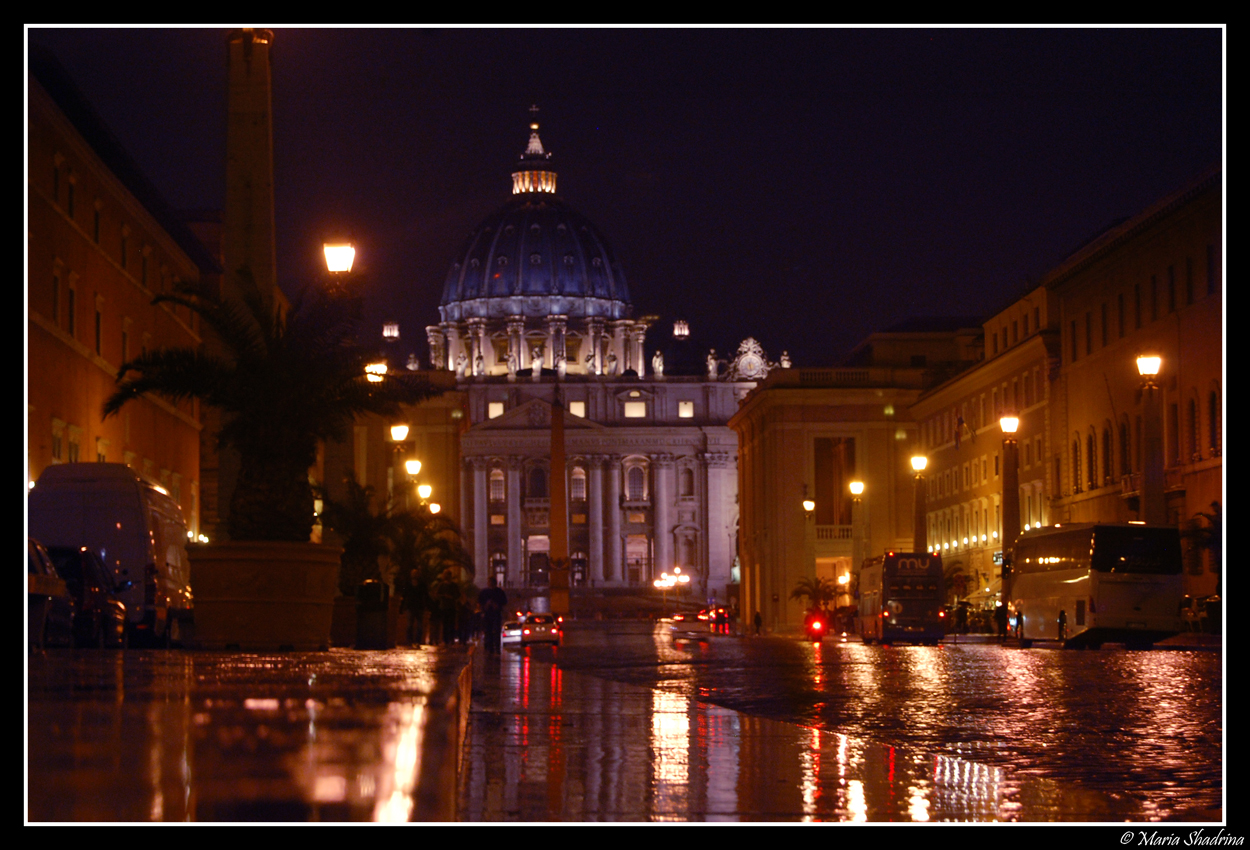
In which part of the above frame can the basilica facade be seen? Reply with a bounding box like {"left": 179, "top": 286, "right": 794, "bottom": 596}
{"left": 350, "top": 117, "right": 784, "bottom": 612}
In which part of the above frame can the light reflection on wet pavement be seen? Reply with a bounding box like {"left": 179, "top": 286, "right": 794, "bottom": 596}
{"left": 26, "top": 622, "right": 1222, "bottom": 823}
{"left": 460, "top": 628, "right": 1170, "bottom": 822}
{"left": 538, "top": 623, "right": 1222, "bottom": 822}
{"left": 27, "top": 648, "right": 470, "bottom": 822}
{"left": 545, "top": 620, "right": 1220, "bottom": 820}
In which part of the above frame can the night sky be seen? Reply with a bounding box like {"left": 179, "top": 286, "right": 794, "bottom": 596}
{"left": 26, "top": 26, "right": 1223, "bottom": 368}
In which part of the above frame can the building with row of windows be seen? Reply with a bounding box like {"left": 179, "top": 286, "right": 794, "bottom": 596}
{"left": 732, "top": 322, "right": 983, "bottom": 630}
{"left": 26, "top": 48, "right": 217, "bottom": 536}
{"left": 738, "top": 166, "right": 1222, "bottom": 629}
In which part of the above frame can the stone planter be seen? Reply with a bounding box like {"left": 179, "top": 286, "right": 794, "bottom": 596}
{"left": 188, "top": 541, "right": 342, "bottom": 650}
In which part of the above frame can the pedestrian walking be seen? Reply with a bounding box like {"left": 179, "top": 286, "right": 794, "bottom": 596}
{"left": 478, "top": 576, "right": 508, "bottom": 654}
{"left": 753, "top": 610, "right": 763, "bottom": 636}
{"left": 1058, "top": 608, "right": 1067, "bottom": 641}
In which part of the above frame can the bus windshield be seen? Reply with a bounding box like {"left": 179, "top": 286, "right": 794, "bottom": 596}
{"left": 1091, "top": 526, "right": 1182, "bottom": 574}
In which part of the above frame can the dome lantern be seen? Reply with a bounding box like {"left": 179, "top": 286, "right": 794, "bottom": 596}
{"left": 512, "top": 105, "right": 557, "bottom": 195}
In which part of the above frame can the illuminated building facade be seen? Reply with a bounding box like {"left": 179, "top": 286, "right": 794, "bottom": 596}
{"left": 26, "top": 48, "right": 213, "bottom": 535}
{"left": 424, "top": 118, "right": 772, "bottom": 611}
{"left": 732, "top": 323, "right": 981, "bottom": 630}
{"left": 1046, "top": 166, "right": 1222, "bottom": 596}
{"left": 909, "top": 286, "right": 1061, "bottom": 609}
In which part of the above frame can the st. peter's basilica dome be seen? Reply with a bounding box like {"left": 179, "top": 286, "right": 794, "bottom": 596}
{"left": 438, "top": 116, "right": 631, "bottom": 324}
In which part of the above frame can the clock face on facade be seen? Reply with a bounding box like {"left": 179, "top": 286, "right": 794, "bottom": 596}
{"left": 739, "top": 353, "right": 765, "bottom": 379}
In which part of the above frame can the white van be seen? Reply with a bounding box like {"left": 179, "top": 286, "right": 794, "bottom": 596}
{"left": 28, "top": 463, "right": 192, "bottom": 645}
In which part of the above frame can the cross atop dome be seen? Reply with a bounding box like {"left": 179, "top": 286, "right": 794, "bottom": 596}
{"left": 513, "top": 105, "right": 557, "bottom": 194}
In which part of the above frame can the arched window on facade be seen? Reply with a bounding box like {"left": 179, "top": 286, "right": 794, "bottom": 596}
{"left": 528, "top": 466, "right": 548, "bottom": 499}
{"left": 1086, "top": 432, "right": 1097, "bottom": 491}
{"left": 1072, "top": 439, "right": 1082, "bottom": 494}
{"left": 1102, "top": 426, "right": 1113, "bottom": 486}
{"left": 1119, "top": 418, "right": 1132, "bottom": 478}
{"left": 625, "top": 462, "right": 648, "bottom": 502}
{"left": 571, "top": 466, "right": 586, "bottom": 501}
{"left": 490, "top": 552, "right": 508, "bottom": 586}
{"left": 1187, "top": 396, "right": 1200, "bottom": 461}
{"left": 489, "top": 467, "right": 505, "bottom": 502}
{"left": 679, "top": 467, "right": 695, "bottom": 498}
{"left": 1208, "top": 387, "right": 1221, "bottom": 456}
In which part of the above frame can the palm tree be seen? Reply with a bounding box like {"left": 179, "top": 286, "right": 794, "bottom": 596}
{"left": 104, "top": 270, "right": 437, "bottom": 542}
{"left": 389, "top": 507, "right": 475, "bottom": 644}
{"left": 790, "top": 576, "right": 837, "bottom": 610}
{"left": 320, "top": 472, "right": 395, "bottom": 596}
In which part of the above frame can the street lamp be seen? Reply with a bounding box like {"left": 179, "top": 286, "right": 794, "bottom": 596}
{"left": 389, "top": 423, "right": 413, "bottom": 506}
{"left": 323, "top": 241, "right": 355, "bottom": 274}
{"left": 849, "top": 479, "right": 865, "bottom": 579}
{"left": 999, "top": 413, "right": 1021, "bottom": 608}
{"left": 654, "top": 568, "right": 689, "bottom": 610}
{"left": 1137, "top": 353, "right": 1166, "bottom": 525}
{"left": 323, "top": 240, "right": 356, "bottom": 298}
{"left": 911, "top": 455, "right": 928, "bottom": 552}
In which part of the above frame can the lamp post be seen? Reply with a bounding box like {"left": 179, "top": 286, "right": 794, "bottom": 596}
{"left": 849, "top": 479, "right": 865, "bottom": 581}
{"left": 999, "top": 414, "right": 1021, "bottom": 606}
{"left": 911, "top": 455, "right": 928, "bottom": 553}
{"left": 1137, "top": 354, "right": 1166, "bottom": 526}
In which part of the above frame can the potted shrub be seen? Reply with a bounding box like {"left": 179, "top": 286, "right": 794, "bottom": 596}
{"left": 104, "top": 271, "right": 437, "bottom": 649}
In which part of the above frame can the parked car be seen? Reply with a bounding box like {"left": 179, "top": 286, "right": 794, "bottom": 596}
{"left": 520, "top": 613, "right": 560, "bottom": 645}
{"left": 28, "top": 463, "right": 192, "bottom": 646}
{"left": 28, "top": 538, "right": 75, "bottom": 650}
{"left": 46, "top": 546, "right": 129, "bottom": 648}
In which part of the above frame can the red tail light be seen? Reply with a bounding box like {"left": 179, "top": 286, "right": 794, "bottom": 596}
{"left": 812, "top": 620, "right": 823, "bottom": 631}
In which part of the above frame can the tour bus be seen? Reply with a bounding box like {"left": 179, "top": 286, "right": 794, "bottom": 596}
{"left": 858, "top": 551, "right": 945, "bottom": 645}
{"left": 1010, "top": 523, "right": 1183, "bottom": 648}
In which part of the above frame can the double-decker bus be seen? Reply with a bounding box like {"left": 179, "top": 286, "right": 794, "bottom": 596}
{"left": 858, "top": 551, "right": 945, "bottom": 645}
{"left": 1010, "top": 523, "right": 1183, "bottom": 648}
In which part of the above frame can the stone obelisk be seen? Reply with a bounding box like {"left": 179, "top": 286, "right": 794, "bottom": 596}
{"left": 201, "top": 28, "right": 279, "bottom": 542}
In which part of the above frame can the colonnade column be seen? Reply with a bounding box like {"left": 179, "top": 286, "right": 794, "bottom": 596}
{"left": 507, "top": 317, "right": 524, "bottom": 377}
{"left": 587, "top": 318, "right": 604, "bottom": 375}
{"left": 546, "top": 315, "right": 567, "bottom": 369}
{"left": 653, "top": 453, "right": 674, "bottom": 580}
{"left": 507, "top": 458, "right": 523, "bottom": 587}
{"left": 606, "top": 455, "right": 622, "bottom": 581}
{"left": 630, "top": 323, "right": 648, "bottom": 376}
{"left": 445, "top": 324, "right": 465, "bottom": 375}
{"left": 471, "top": 458, "right": 488, "bottom": 578}
{"left": 587, "top": 455, "right": 604, "bottom": 583}
{"left": 703, "top": 451, "right": 734, "bottom": 595}
{"left": 468, "top": 318, "right": 487, "bottom": 375}
{"left": 425, "top": 325, "right": 446, "bottom": 370}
